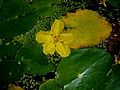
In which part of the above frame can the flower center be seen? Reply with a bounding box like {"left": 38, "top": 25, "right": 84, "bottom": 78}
{"left": 53, "top": 36, "right": 58, "bottom": 42}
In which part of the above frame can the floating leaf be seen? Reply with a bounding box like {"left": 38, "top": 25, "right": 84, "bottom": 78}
{"left": 15, "top": 43, "right": 55, "bottom": 75}
{"left": 0, "top": 60, "right": 25, "bottom": 84}
{"left": 31, "top": 0, "right": 59, "bottom": 9}
{"left": 40, "top": 79, "right": 61, "bottom": 90}
{"left": 30, "top": 0, "right": 60, "bottom": 17}
{"left": 0, "top": 39, "right": 22, "bottom": 59}
{"left": 105, "top": 64, "right": 120, "bottom": 90}
{"left": 0, "top": 0, "right": 3, "bottom": 10}
{"left": 8, "top": 84, "right": 24, "bottom": 90}
{"left": 0, "top": 11, "right": 38, "bottom": 38}
{"left": 55, "top": 47, "right": 112, "bottom": 89}
{"left": 0, "top": 0, "right": 39, "bottom": 39}
{"left": 0, "top": 0, "right": 32, "bottom": 22}
{"left": 62, "top": 9, "right": 112, "bottom": 48}
{"left": 108, "top": 0, "right": 120, "bottom": 9}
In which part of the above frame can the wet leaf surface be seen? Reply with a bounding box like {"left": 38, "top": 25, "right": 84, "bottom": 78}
{"left": 62, "top": 9, "right": 112, "bottom": 48}
{"left": 55, "top": 47, "right": 112, "bottom": 88}
{"left": 0, "top": 60, "right": 25, "bottom": 84}
{"left": 15, "top": 43, "right": 55, "bottom": 75}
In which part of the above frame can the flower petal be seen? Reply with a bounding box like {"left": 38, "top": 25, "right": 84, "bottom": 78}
{"left": 51, "top": 19, "right": 64, "bottom": 37}
{"left": 59, "top": 33, "right": 74, "bottom": 45}
{"left": 43, "top": 42, "right": 55, "bottom": 55}
{"left": 36, "top": 31, "right": 53, "bottom": 43}
{"left": 55, "top": 42, "right": 70, "bottom": 57}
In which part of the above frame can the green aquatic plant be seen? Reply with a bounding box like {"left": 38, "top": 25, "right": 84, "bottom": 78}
{"left": 62, "top": 9, "right": 112, "bottom": 48}
{"left": 0, "top": 0, "right": 119, "bottom": 90}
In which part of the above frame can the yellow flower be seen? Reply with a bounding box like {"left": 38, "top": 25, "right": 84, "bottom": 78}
{"left": 36, "top": 19, "right": 73, "bottom": 57}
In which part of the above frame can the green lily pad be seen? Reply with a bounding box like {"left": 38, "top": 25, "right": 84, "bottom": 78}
{"left": 55, "top": 47, "right": 112, "bottom": 89}
{"left": 30, "top": 0, "right": 60, "bottom": 17}
{"left": 8, "top": 84, "right": 24, "bottom": 90}
{"left": 38, "top": 6, "right": 60, "bottom": 17}
{"left": 39, "top": 79, "right": 61, "bottom": 90}
{"left": 0, "top": 59, "right": 25, "bottom": 84}
{"left": 0, "top": 0, "right": 3, "bottom": 10}
{"left": 15, "top": 43, "right": 55, "bottom": 75}
{"left": 31, "top": 0, "right": 59, "bottom": 9}
{"left": 0, "top": 0, "right": 32, "bottom": 22}
{"left": 0, "top": 39, "right": 22, "bottom": 59}
{"left": 0, "top": 11, "right": 38, "bottom": 38}
{"left": 62, "top": 9, "right": 112, "bottom": 48}
{"left": 108, "top": 0, "right": 120, "bottom": 9}
{"left": 105, "top": 64, "right": 120, "bottom": 90}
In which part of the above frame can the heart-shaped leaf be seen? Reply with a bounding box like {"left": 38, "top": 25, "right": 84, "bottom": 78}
{"left": 8, "top": 84, "right": 24, "bottom": 90}
{"left": 0, "top": 11, "right": 38, "bottom": 38}
{"left": 0, "top": 0, "right": 3, "bottom": 10}
{"left": 105, "top": 64, "right": 120, "bottom": 90}
{"left": 39, "top": 79, "right": 61, "bottom": 90}
{"left": 0, "top": 0, "right": 32, "bottom": 22}
{"left": 0, "top": 59, "right": 25, "bottom": 84}
{"left": 55, "top": 47, "right": 112, "bottom": 89}
{"left": 62, "top": 9, "right": 112, "bottom": 48}
{"left": 30, "top": 0, "right": 60, "bottom": 17}
{"left": 0, "top": 39, "right": 22, "bottom": 59}
{"left": 15, "top": 43, "right": 55, "bottom": 75}
{"left": 108, "top": 0, "right": 120, "bottom": 9}
{"left": 0, "top": 0, "right": 38, "bottom": 39}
